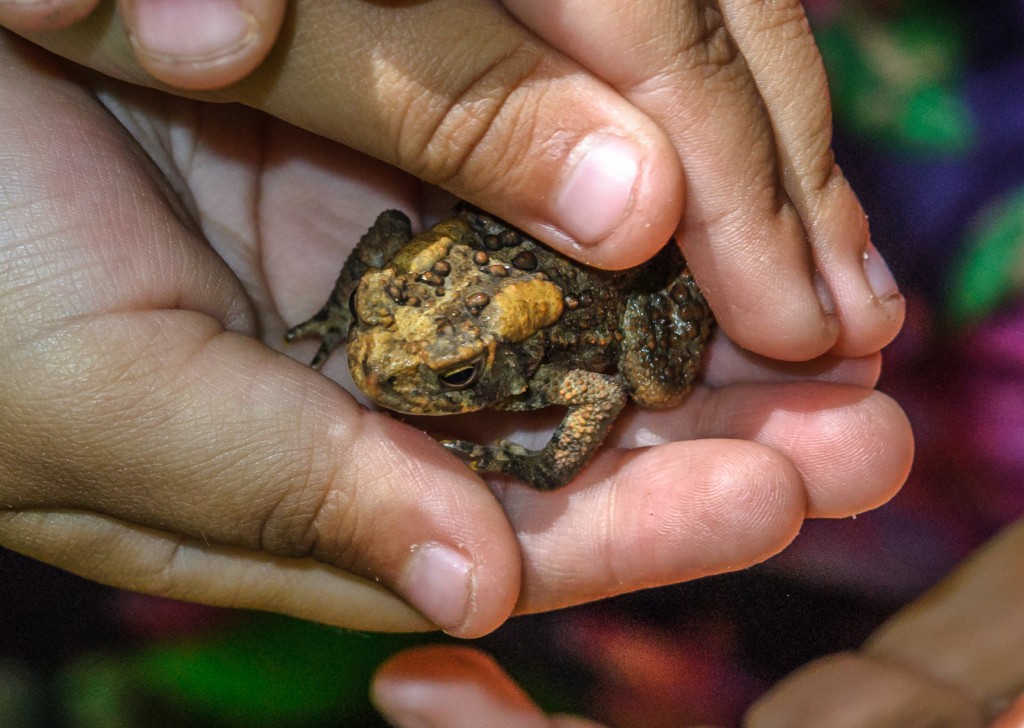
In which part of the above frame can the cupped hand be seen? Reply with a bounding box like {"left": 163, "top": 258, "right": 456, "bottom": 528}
{"left": 0, "top": 31, "right": 910, "bottom": 638}
{"left": 3, "top": 0, "right": 904, "bottom": 362}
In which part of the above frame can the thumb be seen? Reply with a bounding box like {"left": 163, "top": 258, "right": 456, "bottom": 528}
{"left": 25, "top": 0, "right": 686, "bottom": 270}
{"left": 0, "top": 36, "right": 519, "bottom": 638}
{"left": 0, "top": 338, "right": 521, "bottom": 638}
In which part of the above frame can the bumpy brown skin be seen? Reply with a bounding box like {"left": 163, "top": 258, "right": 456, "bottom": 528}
{"left": 286, "top": 207, "right": 715, "bottom": 490}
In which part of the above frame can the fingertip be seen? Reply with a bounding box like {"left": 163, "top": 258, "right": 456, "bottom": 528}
{"left": 321, "top": 411, "right": 522, "bottom": 640}
{"left": 708, "top": 383, "right": 914, "bottom": 518}
{"left": 538, "top": 129, "right": 685, "bottom": 270}
{"left": 410, "top": 44, "right": 686, "bottom": 270}
{"left": 811, "top": 180, "right": 907, "bottom": 358}
{"left": 852, "top": 390, "right": 914, "bottom": 511}
{"left": 372, "top": 646, "right": 542, "bottom": 727}
{"left": 396, "top": 541, "right": 480, "bottom": 637}
{"left": 700, "top": 271, "right": 840, "bottom": 363}
{"left": 642, "top": 436, "right": 812, "bottom": 574}
{"left": 507, "top": 439, "right": 806, "bottom": 613}
{"left": 466, "top": 120, "right": 684, "bottom": 273}
{"left": 769, "top": 386, "right": 913, "bottom": 518}
{"left": 747, "top": 653, "right": 984, "bottom": 728}
{"left": 551, "top": 135, "right": 643, "bottom": 248}
{"left": 0, "top": 0, "right": 100, "bottom": 34}
{"left": 829, "top": 244, "right": 906, "bottom": 357}
{"left": 373, "top": 645, "right": 517, "bottom": 692}
{"left": 120, "top": 0, "right": 286, "bottom": 90}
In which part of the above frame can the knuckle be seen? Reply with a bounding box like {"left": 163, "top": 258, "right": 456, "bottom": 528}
{"left": 396, "top": 40, "right": 546, "bottom": 188}
{"left": 673, "top": 3, "right": 743, "bottom": 80}
{"left": 253, "top": 451, "right": 346, "bottom": 561}
{"left": 250, "top": 424, "right": 370, "bottom": 571}
{"left": 747, "top": 0, "right": 814, "bottom": 39}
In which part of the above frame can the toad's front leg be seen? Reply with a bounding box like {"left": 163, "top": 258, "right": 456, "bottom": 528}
{"left": 443, "top": 370, "right": 628, "bottom": 490}
{"left": 285, "top": 210, "right": 413, "bottom": 369}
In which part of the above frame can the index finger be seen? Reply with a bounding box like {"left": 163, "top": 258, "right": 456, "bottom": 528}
{"left": 19, "top": 0, "right": 687, "bottom": 270}
{"left": 501, "top": 0, "right": 904, "bottom": 360}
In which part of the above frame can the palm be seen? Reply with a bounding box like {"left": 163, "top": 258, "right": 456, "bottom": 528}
{"left": 120, "top": 99, "right": 401, "bottom": 340}
{"left": 72, "top": 84, "right": 908, "bottom": 621}
{"left": 2, "top": 7, "right": 912, "bottom": 639}
{"left": 116, "top": 88, "right": 889, "bottom": 487}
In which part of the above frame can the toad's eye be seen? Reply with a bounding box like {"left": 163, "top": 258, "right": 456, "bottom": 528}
{"left": 437, "top": 358, "right": 484, "bottom": 390}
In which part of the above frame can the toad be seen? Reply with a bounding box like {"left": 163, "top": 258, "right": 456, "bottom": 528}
{"left": 286, "top": 207, "right": 714, "bottom": 490}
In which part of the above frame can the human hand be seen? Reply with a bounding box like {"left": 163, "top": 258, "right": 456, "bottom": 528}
{"left": 3, "top": 0, "right": 904, "bottom": 362}
{"left": 746, "top": 520, "right": 1024, "bottom": 727}
{"left": 371, "top": 645, "right": 610, "bottom": 728}
{"left": 373, "top": 522, "right": 1024, "bottom": 728}
{"left": 0, "top": 28, "right": 909, "bottom": 638}
{"left": 371, "top": 614, "right": 1024, "bottom": 728}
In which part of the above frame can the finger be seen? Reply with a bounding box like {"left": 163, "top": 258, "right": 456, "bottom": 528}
{"left": 0, "top": 367, "right": 517, "bottom": 641}
{"left": 118, "top": 0, "right": 287, "bottom": 90}
{"left": 501, "top": 0, "right": 906, "bottom": 361}
{"left": 499, "top": 0, "right": 837, "bottom": 360}
{"left": 23, "top": 0, "right": 686, "bottom": 269}
{"left": 701, "top": 336, "right": 882, "bottom": 389}
{"left": 614, "top": 384, "right": 913, "bottom": 518}
{"left": 992, "top": 696, "right": 1024, "bottom": 728}
{"left": 865, "top": 521, "right": 1024, "bottom": 710}
{"left": 0, "top": 510, "right": 430, "bottom": 633}
{"left": 0, "top": 0, "right": 99, "bottom": 33}
{"left": 752, "top": 524, "right": 1024, "bottom": 728}
{"left": 372, "top": 646, "right": 553, "bottom": 728}
{"left": 496, "top": 439, "right": 807, "bottom": 614}
{"left": 0, "top": 274, "right": 521, "bottom": 639}
{"left": 495, "top": 383, "right": 911, "bottom": 614}
{"left": 0, "top": 36, "right": 519, "bottom": 638}
{"left": 746, "top": 653, "right": 984, "bottom": 728}
{"left": 716, "top": 0, "right": 905, "bottom": 356}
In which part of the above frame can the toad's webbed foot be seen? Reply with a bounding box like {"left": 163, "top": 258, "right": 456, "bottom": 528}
{"left": 443, "top": 439, "right": 569, "bottom": 491}
{"left": 443, "top": 369, "right": 628, "bottom": 490}
{"left": 284, "top": 303, "right": 351, "bottom": 371}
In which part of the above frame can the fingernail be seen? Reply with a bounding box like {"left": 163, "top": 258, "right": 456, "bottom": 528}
{"left": 554, "top": 135, "right": 641, "bottom": 246}
{"left": 864, "top": 243, "right": 901, "bottom": 301}
{"left": 814, "top": 270, "right": 836, "bottom": 316}
{"left": 399, "top": 543, "right": 475, "bottom": 633}
{"left": 127, "top": 0, "right": 257, "bottom": 63}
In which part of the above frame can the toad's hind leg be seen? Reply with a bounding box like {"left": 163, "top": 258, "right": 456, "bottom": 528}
{"left": 443, "top": 370, "right": 628, "bottom": 490}
{"left": 284, "top": 210, "right": 413, "bottom": 369}
{"left": 620, "top": 263, "right": 714, "bottom": 408}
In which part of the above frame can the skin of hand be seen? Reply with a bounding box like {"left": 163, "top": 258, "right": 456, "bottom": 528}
{"left": 371, "top": 645, "right": 611, "bottom": 728}
{"left": 373, "top": 524, "right": 1024, "bottom": 728}
{"left": 0, "top": 25, "right": 911, "bottom": 639}
{"left": 746, "top": 519, "right": 1024, "bottom": 728}
{"left": 2, "top": 0, "right": 905, "bottom": 363}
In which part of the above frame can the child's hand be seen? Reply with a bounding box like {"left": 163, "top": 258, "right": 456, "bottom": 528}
{"left": 0, "top": 31, "right": 910, "bottom": 637}
{"left": 3, "top": 0, "right": 904, "bottom": 362}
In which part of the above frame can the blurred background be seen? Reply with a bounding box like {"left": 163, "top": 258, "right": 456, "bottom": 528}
{"left": 4, "top": 0, "right": 1024, "bottom": 725}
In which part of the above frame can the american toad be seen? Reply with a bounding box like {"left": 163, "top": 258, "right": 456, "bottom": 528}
{"left": 285, "top": 207, "right": 714, "bottom": 490}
